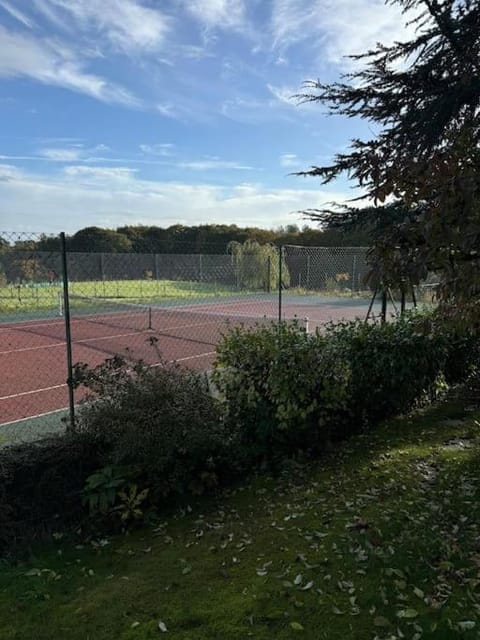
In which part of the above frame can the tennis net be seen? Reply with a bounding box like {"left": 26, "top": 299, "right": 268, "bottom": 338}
{"left": 67, "top": 295, "right": 286, "bottom": 347}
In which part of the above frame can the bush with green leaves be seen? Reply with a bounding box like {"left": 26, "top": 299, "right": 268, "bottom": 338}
{"left": 214, "top": 314, "right": 478, "bottom": 462}
{"left": 74, "top": 357, "right": 238, "bottom": 502}
{"left": 227, "top": 239, "right": 290, "bottom": 291}
{"left": 0, "top": 435, "right": 101, "bottom": 555}
{"left": 213, "top": 321, "right": 350, "bottom": 462}
{"left": 414, "top": 312, "right": 480, "bottom": 385}
{"left": 326, "top": 317, "right": 449, "bottom": 427}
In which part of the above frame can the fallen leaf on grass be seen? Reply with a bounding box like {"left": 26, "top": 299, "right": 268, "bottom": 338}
{"left": 290, "top": 621, "right": 304, "bottom": 631}
{"left": 397, "top": 608, "right": 418, "bottom": 619}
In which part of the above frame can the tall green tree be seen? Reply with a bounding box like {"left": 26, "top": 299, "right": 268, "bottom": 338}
{"left": 299, "top": 0, "right": 480, "bottom": 325}
{"left": 227, "top": 240, "right": 290, "bottom": 291}
{"left": 69, "top": 227, "right": 132, "bottom": 253}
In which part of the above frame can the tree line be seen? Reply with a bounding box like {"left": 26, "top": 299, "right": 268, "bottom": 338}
{"left": 12, "top": 223, "right": 370, "bottom": 255}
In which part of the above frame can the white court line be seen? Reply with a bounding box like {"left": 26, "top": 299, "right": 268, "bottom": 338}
{"left": 0, "top": 407, "right": 68, "bottom": 427}
{"left": 0, "top": 317, "right": 235, "bottom": 356}
{"left": 0, "top": 318, "right": 64, "bottom": 331}
{"left": 0, "top": 351, "right": 216, "bottom": 403}
{"left": 0, "top": 329, "right": 146, "bottom": 355}
{"left": 0, "top": 341, "right": 66, "bottom": 355}
{"left": 0, "top": 383, "right": 66, "bottom": 401}
{"left": 154, "top": 351, "right": 216, "bottom": 365}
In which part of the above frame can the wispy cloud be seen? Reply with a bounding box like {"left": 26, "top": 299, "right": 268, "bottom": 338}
{"left": 39, "top": 148, "right": 84, "bottom": 162}
{"left": 270, "top": 0, "right": 416, "bottom": 67}
{"left": 156, "top": 103, "right": 179, "bottom": 119}
{"left": 177, "top": 159, "right": 255, "bottom": 171}
{"left": 37, "top": 0, "right": 171, "bottom": 53}
{"left": 64, "top": 165, "right": 138, "bottom": 180}
{"left": 139, "top": 143, "right": 174, "bottom": 156}
{"left": 0, "top": 163, "right": 22, "bottom": 181}
{"left": 280, "top": 153, "right": 300, "bottom": 168}
{"left": 0, "top": 1, "right": 35, "bottom": 28}
{"left": 184, "top": 0, "right": 246, "bottom": 31}
{"left": 266, "top": 83, "right": 297, "bottom": 106}
{"left": 0, "top": 26, "right": 139, "bottom": 105}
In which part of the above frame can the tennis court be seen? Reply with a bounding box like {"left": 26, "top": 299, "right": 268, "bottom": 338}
{"left": 0, "top": 294, "right": 379, "bottom": 436}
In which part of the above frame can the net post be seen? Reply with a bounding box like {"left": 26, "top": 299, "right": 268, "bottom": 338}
{"left": 278, "top": 245, "right": 283, "bottom": 323}
{"left": 304, "top": 316, "right": 309, "bottom": 333}
{"left": 381, "top": 287, "right": 387, "bottom": 324}
{"left": 400, "top": 287, "right": 406, "bottom": 316}
{"left": 148, "top": 306, "right": 152, "bottom": 330}
{"left": 411, "top": 285, "right": 417, "bottom": 308}
{"left": 266, "top": 255, "right": 271, "bottom": 293}
{"left": 60, "top": 232, "right": 75, "bottom": 433}
{"left": 352, "top": 255, "right": 357, "bottom": 297}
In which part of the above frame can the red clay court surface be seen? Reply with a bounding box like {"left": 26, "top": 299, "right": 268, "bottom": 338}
{"left": 0, "top": 296, "right": 374, "bottom": 426}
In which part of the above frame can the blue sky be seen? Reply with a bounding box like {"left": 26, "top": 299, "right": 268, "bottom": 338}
{"left": 0, "top": 0, "right": 413, "bottom": 233}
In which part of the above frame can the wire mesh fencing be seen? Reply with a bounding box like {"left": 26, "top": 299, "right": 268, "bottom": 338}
{"left": 282, "top": 245, "right": 370, "bottom": 295}
{"left": 0, "top": 232, "right": 69, "bottom": 443}
{"left": 1, "top": 234, "right": 438, "bottom": 444}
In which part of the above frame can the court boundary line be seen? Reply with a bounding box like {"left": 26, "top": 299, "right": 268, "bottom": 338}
{"left": 0, "top": 407, "right": 68, "bottom": 428}
{"left": 0, "top": 350, "right": 216, "bottom": 405}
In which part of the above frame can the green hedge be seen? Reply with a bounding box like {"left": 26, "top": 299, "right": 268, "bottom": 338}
{"left": 212, "top": 322, "right": 350, "bottom": 461}
{"left": 326, "top": 319, "right": 447, "bottom": 426}
{"left": 214, "top": 314, "right": 479, "bottom": 463}
{"left": 0, "top": 436, "right": 101, "bottom": 556}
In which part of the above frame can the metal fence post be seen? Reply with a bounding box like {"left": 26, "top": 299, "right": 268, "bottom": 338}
{"left": 278, "top": 246, "right": 283, "bottom": 323}
{"left": 352, "top": 255, "right": 357, "bottom": 296}
{"left": 381, "top": 287, "right": 387, "bottom": 324}
{"left": 60, "top": 232, "right": 75, "bottom": 432}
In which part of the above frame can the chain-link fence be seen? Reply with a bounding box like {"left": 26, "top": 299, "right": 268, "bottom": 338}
{"left": 1, "top": 234, "right": 436, "bottom": 444}
{"left": 283, "top": 245, "right": 370, "bottom": 295}
{"left": 0, "top": 232, "right": 69, "bottom": 443}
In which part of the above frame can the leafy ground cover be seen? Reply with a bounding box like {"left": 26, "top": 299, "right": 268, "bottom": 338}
{"left": 1, "top": 396, "right": 479, "bottom": 640}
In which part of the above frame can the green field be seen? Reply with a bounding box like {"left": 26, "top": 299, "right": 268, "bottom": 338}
{"left": 0, "top": 279, "right": 241, "bottom": 317}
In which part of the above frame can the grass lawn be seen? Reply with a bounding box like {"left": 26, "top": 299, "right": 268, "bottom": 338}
{"left": 0, "top": 279, "right": 241, "bottom": 316}
{"left": 1, "top": 397, "right": 479, "bottom": 639}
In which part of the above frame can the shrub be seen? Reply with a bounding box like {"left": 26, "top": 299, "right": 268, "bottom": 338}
{"left": 213, "top": 321, "right": 350, "bottom": 463}
{"left": 214, "top": 314, "right": 474, "bottom": 463}
{"left": 0, "top": 435, "right": 101, "bottom": 555}
{"left": 74, "top": 357, "right": 239, "bottom": 501}
{"left": 326, "top": 317, "right": 449, "bottom": 426}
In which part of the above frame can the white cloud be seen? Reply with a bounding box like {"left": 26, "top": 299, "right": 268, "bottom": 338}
{"left": 266, "top": 83, "right": 297, "bottom": 106}
{"left": 39, "top": 0, "right": 170, "bottom": 53}
{"left": 280, "top": 153, "right": 300, "bottom": 168}
{"left": 0, "top": 164, "right": 22, "bottom": 181}
{"left": 177, "top": 159, "right": 254, "bottom": 171}
{"left": 156, "top": 103, "right": 179, "bottom": 119}
{"left": 39, "top": 148, "right": 84, "bottom": 162}
{"left": 270, "top": 0, "right": 417, "bottom": 66}
{"left": 63, "top": 166, "right": 138, "bottom": 180}
{"left": 0, "top": 26, "right": 139, "bottom": 105}
{"left": 184, "top": 0, "right": 246, "bottom": 30}
{"left": 0, "top": 1, "right": 35, "bottom": 28}
{"left": 0, "top": 164, "right": 354, "bottom": 232}
{"left": 139, "top": 144, "right": 174, "bottom": 156}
